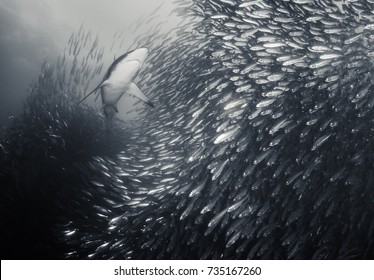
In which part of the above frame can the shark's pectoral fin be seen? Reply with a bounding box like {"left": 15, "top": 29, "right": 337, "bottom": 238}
{"left": 94, "top": 90, "right": 101, "bottom": 101}
{"left": 128, "top": 82, "right": 154, "bottom": 107}
{"left": 78, "top": 79, "right": 109, "bottom": 104}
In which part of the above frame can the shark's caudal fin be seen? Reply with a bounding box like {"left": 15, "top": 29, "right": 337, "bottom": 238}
{"left": 103, "top": 104, "right": 118, "bottom": 119}
{"left": 128, "top": 82, "right": 154, "bottom": 107}
{"left": 78, "top": 80, "right": 108, "bottom": 105}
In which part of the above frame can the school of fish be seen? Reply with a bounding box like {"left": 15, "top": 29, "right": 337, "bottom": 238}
{"left": 1, "top": 0, "right": 374, "bottom": 259}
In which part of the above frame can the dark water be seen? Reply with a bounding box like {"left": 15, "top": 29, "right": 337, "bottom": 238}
{"left": 1, "top": 0, "right": 374, "bottom": 259}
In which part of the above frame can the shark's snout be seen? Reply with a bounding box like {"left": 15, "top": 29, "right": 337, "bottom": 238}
{"left": 127, "top": 48, "right": 148, "bottom": 67}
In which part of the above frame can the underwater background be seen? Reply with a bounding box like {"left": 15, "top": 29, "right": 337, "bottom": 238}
{"left": 1, "top": 0, "right": 374, "bottom": 259}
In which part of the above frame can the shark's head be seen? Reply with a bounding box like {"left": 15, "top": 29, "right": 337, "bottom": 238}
{"left": 125, "top": 48, "right": 148, "bottom": 68}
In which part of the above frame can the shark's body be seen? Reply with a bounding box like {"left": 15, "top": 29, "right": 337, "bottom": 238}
{"left": 79, "top": 48, "right": 153, "bottom": 118}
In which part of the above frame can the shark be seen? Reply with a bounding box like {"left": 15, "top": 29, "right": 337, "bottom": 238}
{"left": 79, "top": 47, "right": 153, "bottom": 118}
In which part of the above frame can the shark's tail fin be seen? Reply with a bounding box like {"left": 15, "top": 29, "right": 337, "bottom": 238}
{"left": 103, "top": 104, "right": 118, "bottom": 120}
